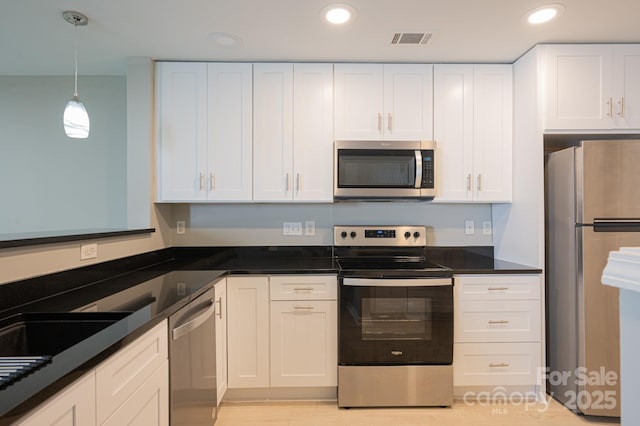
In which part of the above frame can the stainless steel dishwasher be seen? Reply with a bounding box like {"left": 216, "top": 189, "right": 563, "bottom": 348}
{"left": 169, "top": 287, "right": 217, "bottom": 425}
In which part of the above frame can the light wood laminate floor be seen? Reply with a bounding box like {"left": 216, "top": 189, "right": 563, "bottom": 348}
{"left": 215, "top": 399, "right": 620, "bottom": 426}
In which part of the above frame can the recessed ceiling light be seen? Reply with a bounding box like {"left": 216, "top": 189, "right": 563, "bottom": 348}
{"left": 526, "top": 4, "right": 565, "bottom": 24}
{"left": 321, "top": 4, "right": 356, "bottom": 25}
{"left": 207, "top": 32, "right": 243, "bottom": 48}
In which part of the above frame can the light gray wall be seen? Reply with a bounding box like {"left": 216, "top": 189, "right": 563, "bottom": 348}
{"left": 0, "top": 62, "right": 170, "bottom": 286}
{"left": 171, "top": 202, "right": 493, "bottom": 246}
{"left": 0, "top": 76, "right": 127, "bottom": 235}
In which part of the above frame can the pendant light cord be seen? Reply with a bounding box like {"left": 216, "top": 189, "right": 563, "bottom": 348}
{"left": 73, "top": 23, "right": 79, "bottom": 97}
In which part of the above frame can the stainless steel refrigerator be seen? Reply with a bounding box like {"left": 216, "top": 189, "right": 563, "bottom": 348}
{"left": 547, "top": 139, "right": 640, "bottom": 417}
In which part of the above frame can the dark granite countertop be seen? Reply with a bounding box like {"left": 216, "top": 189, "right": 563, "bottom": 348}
{"left": 0, "top": 245, "right": 539, "bottom": 423}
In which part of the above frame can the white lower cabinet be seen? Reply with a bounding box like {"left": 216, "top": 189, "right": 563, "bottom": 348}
{"left": 226, "top": 276, "right": 271, "bottom": 388}
{"left": 454, "top": 275, "right": 543, "bottom": 395}
{"left": 227, "top": 275, "right": 337, "bottom": 390}
{"left": 102, "top": 359, "right": 169, "bottom": 426}
{"left": 16, "top": 372, "right": 96, "bottom": 426}
{"left": 215, "top": 277, "right": 228, "bottom": 404}
{"left": 270, "top": 290, "right": 337, "bottom": 387}
{"left": 16, "top": 320, "right": 169, "bottom": 426}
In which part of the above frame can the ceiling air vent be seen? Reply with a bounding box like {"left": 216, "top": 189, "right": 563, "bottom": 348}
{"left": 391, "top": 33, "right": 432, "bottom": 45}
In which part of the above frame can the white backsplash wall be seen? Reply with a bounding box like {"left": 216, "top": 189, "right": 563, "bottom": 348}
{"left": 170, "top": 202, "right": 493, "bottom": 246}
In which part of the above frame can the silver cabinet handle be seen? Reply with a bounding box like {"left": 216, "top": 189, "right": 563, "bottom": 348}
{"left": 296, "top": 173, "right": 301, "bottom": 191}
{"left": 607, "top": 97, "right": 613, "bottom": 117}
{"left": 293, "top": 306, "right": 314, "bottom": 311}
{"left": 489, "top": 363, "right": 510, "bottom": 368}
{"left": 488, "top": 286, "right": 509, "bottom": 291}
{"left": 488, "top": 320, "right": 510, "bottom": 325}
{"left": 285, "top": 173, "right": 290, "bottom": 191}
{"left": 388, "top": 112, "right": 393, "bottom": 132}
{"left": 377, "top": 113, "right": 383, "bottom": 133}
{"left": 172, "top": 299, "right": 215, "bottom": 341}
{"left": 293, "top": 287, "right": 314, "bottom": 292}
{"left": 477, "top": 174, "right": 482, "bottom": 191}
{"left": 210, "top": 173, "right": 215, "bottom": 191}
{"left": 466, "top": 174, "right": 471, "bottom": 191}
{"left": 618, "top": 96, "right": 625, "bottom": 117}
{"left": 199, "top": 173, "right": 205, "bottom": 191}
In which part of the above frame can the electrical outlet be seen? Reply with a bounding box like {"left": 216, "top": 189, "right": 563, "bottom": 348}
{"left": 483, "top": 221, "right": 493, "bottom": 235}
{"left": 464, "top": 220, "right": 475, "bottom": 235}
{"left": 305, "top": 221, "right": 316, "bottom": 236}
{"left": 80, "top": 243, "right": 98, "bottom": 260}
{"left": 176, "top": 220, "right": 186, "bottom": 235}
{"left": 283, "top": 222, "right": 303, "bottom": 236}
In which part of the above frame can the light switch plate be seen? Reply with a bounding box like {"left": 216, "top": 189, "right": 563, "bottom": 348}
{"left": 465, "top": 220, "right": 475, "bottom": 235}
{"left": 305, "top": 221, "right": 316, "bottom": 236}
{"left": 482, "top": 221, "right": 493, "bottom": 235}
{"left": 80, "top": 243, "right": 98, "bottom": 260}
{"left": 283, "top": 222, "right": 303, "bottom": 236}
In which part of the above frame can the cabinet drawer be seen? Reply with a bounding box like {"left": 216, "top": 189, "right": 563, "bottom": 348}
{"left": 96, "top": 320, "right": 168, "bottom": 424}
{"left": 269, "top": 275, "right": 337, "bottom": 301}
{"left": 454, "top": 342, "right": 541, "bottom": 386}
{"left": 455, "top": 300, "right": 541, "bottom": 343}
{"left": 455, "top": 275, "right": 540, "bottom": 300}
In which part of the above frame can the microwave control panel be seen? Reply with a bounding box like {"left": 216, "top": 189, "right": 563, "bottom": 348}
{"left": 421, "top": 150, "right": 434, "bottom": 189}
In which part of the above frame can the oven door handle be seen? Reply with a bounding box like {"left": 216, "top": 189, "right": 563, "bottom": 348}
{"left": 342, "top": 278, "right": 452, "bottom": 287}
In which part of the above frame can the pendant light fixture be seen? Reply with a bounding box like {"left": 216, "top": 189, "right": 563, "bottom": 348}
{"left": 62, "top": 11, "right": 90, "bottom": 139}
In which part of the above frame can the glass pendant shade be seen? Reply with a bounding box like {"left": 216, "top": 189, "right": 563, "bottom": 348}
{"left": 64, "top": 95, "right": 90, "bottom": 138}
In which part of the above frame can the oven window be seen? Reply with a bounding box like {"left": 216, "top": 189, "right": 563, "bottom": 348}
{"left": 360, "top": 292, "right": 431, "bottom": 341}
{"left": 339, "top": 282, "right": 453, "bottom": 365}
{"left": 337, "top": 150, "right": 416, "bottom": 188}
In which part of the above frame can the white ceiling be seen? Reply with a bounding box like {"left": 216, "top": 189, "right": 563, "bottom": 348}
{"left": 3, "top": 0, "right": 640, "bottom": 75}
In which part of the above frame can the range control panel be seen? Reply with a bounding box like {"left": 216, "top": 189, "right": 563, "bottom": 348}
{"left": 334, "top": 226, "right": 427, "bottom": 247}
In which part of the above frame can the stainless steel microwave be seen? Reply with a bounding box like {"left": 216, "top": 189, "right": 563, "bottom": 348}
{"left": 334, "top": 140, "right": 436, "bottom": 200}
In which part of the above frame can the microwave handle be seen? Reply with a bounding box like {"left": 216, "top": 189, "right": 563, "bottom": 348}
{"left": 414, "top": 150, "right": 422, "bottom": 188}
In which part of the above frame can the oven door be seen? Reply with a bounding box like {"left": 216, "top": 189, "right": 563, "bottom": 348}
{"left": 339, "top": 277, "right": 453, "bottom": 365}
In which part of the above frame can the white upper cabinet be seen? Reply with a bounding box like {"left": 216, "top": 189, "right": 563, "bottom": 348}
{"left": 253, "top": 63, "right": 294, "bottom": 201}
{"left": 293, "top": 64, "right": 334, "bottom": 202}
{"left": 157, "top": 62, "right": 208, "bottom": 201}
{"left": 334, "top": 64, "right": 433, "bottom": 140}
{"left": 254, "top": 63, "right": 333, "bottom": 202}
{"left": 156, "top": 62, "right": 252, "bottom": 202}
{"left": 545, "top": 44, "right": 640, "bottom": 130}
{"left": 207, "top": 63, "right": 253, "bottom": 200}
{"left": 434, "top": 64, "right": 512, "bottom": 203}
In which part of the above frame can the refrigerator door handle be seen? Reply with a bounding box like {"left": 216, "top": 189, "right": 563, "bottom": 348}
{"left": 593, "top": 218, "right": 640, "bottom": 232}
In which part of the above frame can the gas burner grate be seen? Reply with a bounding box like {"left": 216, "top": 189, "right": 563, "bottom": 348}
{"left": 0, "top": 356, "right": 52, "bottom": 390}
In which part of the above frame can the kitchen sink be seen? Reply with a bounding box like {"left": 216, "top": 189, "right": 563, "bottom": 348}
{"left": 0, "top": 312, "right": 131, "bottom": 357}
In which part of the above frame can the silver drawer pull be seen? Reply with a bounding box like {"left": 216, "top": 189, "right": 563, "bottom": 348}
{"left": 294, "top": 306, "right": 314, "bottom": 310}
{"left": 488, "top": 320, "right": 510, "bottom": 325}
{"left": 488, "top": 287, "right": 509, "bottom": 291}
{"left": 293, "top": 287, "right": 314, "bottom": 292}
{"left": 489, "top": 363, "right": 510, "bottom": 368}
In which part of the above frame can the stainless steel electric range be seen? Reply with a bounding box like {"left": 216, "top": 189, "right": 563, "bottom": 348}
{"left": 334, "top": 225, "right": 454, "bottom": 408}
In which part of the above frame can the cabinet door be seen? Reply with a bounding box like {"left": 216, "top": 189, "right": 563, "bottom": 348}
{"left": 102, "top": 360, "right": 169, "bottom": 426}
{"left": 433, "top": 65, "right": 474, "bottom": 201}
{"left": 270, "top": 300, "right": 337, "bottom": 387}
{"left": 157, "top": 62, "right": 208, "bottom": 201}
{"left": 16, "top": 372, "right": 96, "bottom": 426}
{"left": 253, "top": 64, "right": 294, "bottom": 201}
{"left": 227, "top": 276, "right": 270, "bottom": 388}
{"left": 96, "top": 320, "right": 168, "bottom": 425}
{"left": 545, "top": 45, "right": 613, "bottom": 130}
{"left": 207, "top": 63, "right": 253, "bottom": 201}
{"left": 612, "top": 45, "right": 640, "bottom": 128}
{"left": 473, "top": 65, "right": 512, "bottom": 202}
{"left": 292, "top": 64, "right": 334, "bottom": 202}
{"left": 383, "top": 64, "right": 433, "bottom": 140}
{"left": 214, "top": 278, "right": 228, "bottom": 405}
{"left": 334, "top": 64, "right": 384, "bottom": 140}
